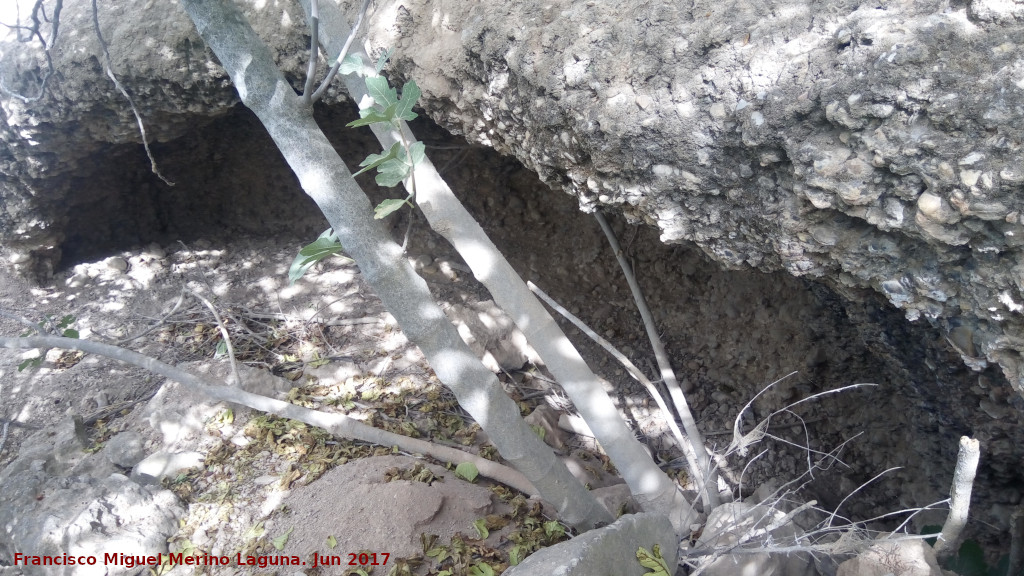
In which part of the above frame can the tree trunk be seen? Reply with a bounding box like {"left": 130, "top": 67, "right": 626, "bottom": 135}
{"left": 177, "top": 0, "right": 611, "bottom": 531}
{"left": 307, "top": 0, "right": 694, "bottom": 533}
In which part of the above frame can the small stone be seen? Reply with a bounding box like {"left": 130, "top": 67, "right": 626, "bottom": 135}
{"left": 966, "top": 201, "right": 1009, "bottom": 221}
{"left": 937, "top": 161, "right": 955, "bottom": 181}
{"left": 65, "top": 273, "right": 89, "bottom": 288}
{"left": 915, "top": 212, "right": 970, "bottom": 245}
{"left": 916, "top": 192, "right": 958, "bottom": 223}
{"left": 144, "top": 243, "right": 166, "bottom": 259}
{"left": 132, "top": 450, "right": 205, "bottom": 483}
{"left": 105, "top": 256, "right": 129, "bottom": 272}
{"left": 635, "top": 95, "right": 653, "bottom": 109}
{"left": 410, "top": 254, "right": 433, "bottom": 271}
{"left": 960, "top": 169, "right": 982, "bottom": 187}
{"left": 959, "top": 151, "right": 985, "bottom": 165}
{"left": 104, "top": 431, "right": 147, "bottom": 468}
{"left": 1000, "top": 167, "right": 1024, "bottom": 182}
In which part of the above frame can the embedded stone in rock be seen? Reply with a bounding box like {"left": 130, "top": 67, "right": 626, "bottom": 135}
{"left": 103, "top": 430, "right": 147, "bottom": 468}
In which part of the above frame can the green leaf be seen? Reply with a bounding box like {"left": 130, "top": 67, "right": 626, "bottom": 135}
{"left": 243, "top": 522, "right": 265, "bottom": 541}
{"left": 62, "top": 328, "right": 79, "bottom": 339}
{"left": 636, "top": 545, "right": 670, "bottom": 576}
{"left": 374, "top": 199, "right": 408, "bottom": 220}
{"left": 288, "top": 230, "right": 347, "bottom": 285}
{"left": 408, "top": 141, "right": 426, "bottom": 167}
{"left": 376, "top": 47, "right": 395, "bottom": 73}
{"left": 348, "top": 108, "right": 392, "bottom": 127}
{"left": 394, "top": 80, "right": 421, "bottom": 122}
{"left": 509, "top": 545, "right": 525, "bottom": 566}
{"left": 454, "top": 462, "right": 479, "bottom": 483}
{"left": 214, "top": 339, "right": 228, "bottom": 358}
{"left": 326, "top": 535, "right": 337, "bottom": 548}
{"left": 365, "top": 76, "right": 398, "bottom": 108}
{"left": 543, "top": 521, "right": 565, "bottom": 540}
{"left": 375, "top": 157, "right": 411, "bottom": 187}
{"left": 338, "top": 54, "right": 364, "bottom": 75}
{"left": 354, "top": 142, "right": 402, "bottom": 177}
{"left": 473, "top": 518, "right": 489, "bottom": 539}
{"left": 57, "top": 315, "right": 75, "bottom": 329}
{"left": 468, "top": 563, "right": 494, "bottom": 576}
{"left": 272, "top": 527, "right": 293, "bottom": 550}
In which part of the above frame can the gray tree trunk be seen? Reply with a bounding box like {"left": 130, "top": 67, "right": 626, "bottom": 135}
{"left": 177, "top": 0, "right": 611, "bottom": 531}
{"left": 307, "top": 0, "right": 694, "bottom": 534}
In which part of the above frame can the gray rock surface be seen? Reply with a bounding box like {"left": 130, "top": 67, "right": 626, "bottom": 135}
{"left": 502, "top": 513, "right": 678, "bottom": 576}
{"left": 102, "top": 430, "right": 145, "bottom": 468}
{"left": 371, "top": 0, "right": 1024, "bottom": 397}
{"left": 835, "top": 538, "right": 946, "bottom": 576}
{"left": 0, "top": 419, "right": 183, "bottom": 576}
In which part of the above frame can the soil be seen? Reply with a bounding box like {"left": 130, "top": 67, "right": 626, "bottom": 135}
{"left": 0, "top": 232, "right": 613, "bottom": 576}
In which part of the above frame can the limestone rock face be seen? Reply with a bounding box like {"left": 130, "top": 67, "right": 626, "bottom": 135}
{"left": 0, "top": 419, "right": 183, "bottom": 575}
{"left": 366, "top": 0, "right": 1024, "bottom": 396}
{"left": 4, "top": 0, "right": 1024, "bottom": 396}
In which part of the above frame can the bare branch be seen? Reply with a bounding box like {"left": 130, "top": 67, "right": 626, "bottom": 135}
{"left": 187, "top": 289, "right": 240, "bottom": 386}
{"left": 527, "top": 280, "right": 707, "bottom": 498}
{"left": 1010, "top": 506, "right": 1024, "bottom": 576}
{"left": 593, "top": 211, "right": 721, "bottom": 509}
{"left": 310, "top": 0, "right": 371, "bottom": 103}
{"left": 0, "top": 0, "right": 61, "bottom": 102}
{"left": 300, "top": 0, "right": 319, "bottom": 104}
{"left": 826, "top": 467, "right": 902, "bottom": 529}
{"left": 0, "top": 334, "right": 538, "bottom": 496}
{"left": 89, "top": 0, "right": 174, "bottom": 186}
{"left": 934, "top": 436, "right": 980, "bottom": 560}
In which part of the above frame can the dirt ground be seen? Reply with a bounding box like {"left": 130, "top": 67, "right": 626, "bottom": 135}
{"left": 0, "top": 231, "right": 623, "bottom": 575}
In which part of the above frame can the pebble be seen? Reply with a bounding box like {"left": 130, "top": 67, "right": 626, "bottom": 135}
{"left": 105, "top": 256, "right": 128, "bottom": 272}
{"left": 144, "top": 243, "right": 166, "bottom": 259}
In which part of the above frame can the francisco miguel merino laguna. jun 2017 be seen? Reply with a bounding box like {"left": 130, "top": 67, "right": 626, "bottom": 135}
{"left": 10, "top": 551, "right": 391, "bottom": 569}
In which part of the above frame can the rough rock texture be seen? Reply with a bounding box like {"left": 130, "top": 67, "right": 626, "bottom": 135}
{"left": 0, "top": 419, "right": 183, "bottom": 576}
{"left": 364, "top": 0, "right": 1024, "bottom": 398}
{"left": 836, "top": 538, "right": 946, "bottom": 576}
{"left": 277, "top": 455, "right": 511, "bottom": 566}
